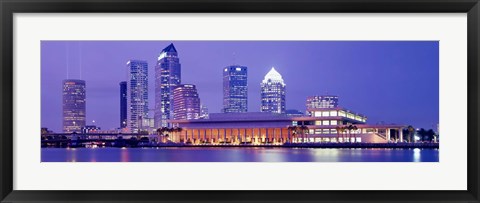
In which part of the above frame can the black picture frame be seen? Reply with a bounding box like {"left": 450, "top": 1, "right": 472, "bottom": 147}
{"left": 1, "top": 0, "right": 479, "bottom": 202}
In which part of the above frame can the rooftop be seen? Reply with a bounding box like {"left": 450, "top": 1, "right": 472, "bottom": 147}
{"left": 262, "top": 67, "right": 285, "bottom": 85}
{"left": 171, "top": 112, "right": 292, "bottom": 123}
{"left": 162, "top": 43, "right": 177, "bottom": 53}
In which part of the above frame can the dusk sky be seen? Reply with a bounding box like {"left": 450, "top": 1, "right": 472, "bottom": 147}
{"left": 41, "top": 41, "right": 439, "bottom": 132}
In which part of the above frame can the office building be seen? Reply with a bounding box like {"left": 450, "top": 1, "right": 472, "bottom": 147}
{"left": 62, "top": 79, "right": 86, "bottom": 133}
{"left": 223, "top": 65, "right": 248, "bottom": 113}
{"left": 127, "top": 60, "right": 149, "bottom": 133}
{"left": 172, "top": 84, "right": 201, "bottom": 120}
{"left": 306, "top": 95, "right": 339, "bottom": 109}
{"left": 155, "top": 43, "right": 181, "bottom": 128}
{"left": 200, "top": 104, "right": 209, "bottom": 119}
{"left": 119, "top": 81, "right": 127, "bottom": 128}
{"left": 260, "top": 67, "right": 286, "bottom": 114}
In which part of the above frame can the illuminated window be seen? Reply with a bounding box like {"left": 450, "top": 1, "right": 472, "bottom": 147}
{"left": 314, "top": 111, "right": 322, "bottom": 117}
{"left": 322, "top": 111, "right": 329, "bottom": 117}
{"left": 347, "top": 113, "right": 354, "bottom": 119}
{"left": 315, "top": 121, "right": 322, "bottom": 125}
{"left": 330, "top": 111, "right": 338, "bottom": 116}
{"left": 322, "top": 120, "right": 329, "bottom": 125}
{"left": 330, "top": 120, "right": 338, "bottom": 125}
{"left": 338, "top": 111, "right": 346, "bottom": 117}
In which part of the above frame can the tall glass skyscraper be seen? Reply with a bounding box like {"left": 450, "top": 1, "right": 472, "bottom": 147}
{"left": 172, "top": 84, "right": 201, "bottom": 120}
{"left": 127, "top": 60, "right": 148, "bottom": 133}
{"left": 119, "top": 81, "right": 127, "bottom": 128}
{"left": 155, "top": 43, "right": 181, "bottom": 128}
{"left": 260, "top": 67, "right": 286, "bottom": 114}
{"left": 223, "top": 65, "right": 248, "bottom": 113}
{"left": 62, "top": 79, "right": 86, "bottom": 133}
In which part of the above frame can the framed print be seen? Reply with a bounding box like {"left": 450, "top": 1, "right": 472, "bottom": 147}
{"left": 1, "top": 0, "right": 479, "bottom": 202}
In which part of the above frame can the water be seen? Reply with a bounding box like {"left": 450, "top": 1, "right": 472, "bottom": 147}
{"left": 41, "top": 147, "right": 439, "bottom": 162}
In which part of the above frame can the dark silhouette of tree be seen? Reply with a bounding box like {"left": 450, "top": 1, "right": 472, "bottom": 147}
{"left": 287, "top": 126, "right": 297, "bottom": 143}
{"left": 407, "top": 125, "right": 415, "bottom": 143}
{"left": 426, "top": 129, "right": 436, "bottom": 142}
{"left": 417, "top": 128, "right": 427, "bottom": 142}
{"left": 300, "top": 125, "right": 309, "bottom": 143}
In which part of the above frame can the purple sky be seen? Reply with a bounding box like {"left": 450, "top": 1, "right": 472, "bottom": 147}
{"left": 41, "top": 41, "right": 439, "bottom": 132}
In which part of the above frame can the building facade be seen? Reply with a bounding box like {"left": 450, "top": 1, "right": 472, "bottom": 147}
{"left": 306, "top": 95, "right": 339, "bottom": 109}
{"left": 119, "top": 81, "right": 127, "bottom": 128}
{"left": 261, "top": 67, "right": 286, "bottom": 114}
{"left": 126, "top": 60, "right": 149, "bottom": 133}
{"left": 62, "top": 79, "right": 86, "bottom": 133}
{"left": 172, "top": 84, "right": 201, "bottom": 120}
{"left": 169, "top": 110, "right": 404, "bottom": 144}
{"left": 155, "top": 43, "right": 181, "bottom": 128}
{"left": 200, "top": 104, "right": 209, "bottom": 119}
{"left": 286, "top": 109, "right": 304, "bottom": 117}
{"left": 223, "top": 65, "right": 248, "bottom": 113}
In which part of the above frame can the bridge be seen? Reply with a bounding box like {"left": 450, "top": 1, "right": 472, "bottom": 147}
{"left": 41, "top": 132, "right": 155, "bottom": 148}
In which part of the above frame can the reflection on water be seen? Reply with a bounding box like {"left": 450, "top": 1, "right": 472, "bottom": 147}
{"left": 41, "top": 147, "right": 439, "bottom": 162}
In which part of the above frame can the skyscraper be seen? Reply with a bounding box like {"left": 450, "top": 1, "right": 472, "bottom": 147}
{"left": 260, "top": 67, "right": 286, "bottom": 114}
{"left": 306, "top": 95, "right": 339, "bottom": 109}
{"left": 62, "top": 79, "right": 86, "bottom": 132}
{"left": 119, "top": 81, "right": 127, "bottom": 128}
{"left": 155, "top": 43, "right": 181, "bottom": 128}
{"left": 223, "top": 65, "right": 248, "bottom": 113}
{"left": 172, "top": 84, "right": 201, "bottom": 120}
{"left": 126, "top": 60, "right": 148, "bottom": 133}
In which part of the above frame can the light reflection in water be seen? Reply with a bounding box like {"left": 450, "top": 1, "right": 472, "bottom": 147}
{"left": 121, "top": 148, "right": 130, "bottom": 162}
{"left": 42, "top": 147, "right": 439, "bottom": 162}
{"left": 413, "top": 148, "right": 421, "bottom": 162}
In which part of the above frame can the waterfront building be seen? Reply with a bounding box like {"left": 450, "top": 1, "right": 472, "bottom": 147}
{"left": 126, "top": 60, "right": 149, "bottom": 133}
{"left": 260, "top": 67, "right": 286, "bottom": 114}
{"left": 172, "top": 84, "right": 201, "bottom": 120}
{"left": 200, "top": 104, "right": 209, "bottom": 119}
{"left": 286, "top": 109, "right": 304, "bottom": 117}
{"left": 306, "top": 95, "right": 339, "bottom": 109}
{"left": 119, "top": 81, "right": 127, "bottom": 128}
{"left": 155, "top": 43, "right": 181, "bottom": 128}
{"left": 169, "top": 107, "right": 405, "bottom": 144}
{"left": 62, "top": 79, "right": 86, "bottom": 133}
{"left": 223, "top": 65, "right": 248, "bottom": 113}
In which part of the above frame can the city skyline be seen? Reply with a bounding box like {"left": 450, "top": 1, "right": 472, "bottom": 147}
{"left": 41, "top": 41, "right": 439, "bottom": 132}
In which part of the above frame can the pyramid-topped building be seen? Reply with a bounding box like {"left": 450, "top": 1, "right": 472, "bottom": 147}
{"left": 262, "top": 67, "right": 285, "bottom": 85}
{"left": 261, "top": 67, "right": 286, "bottom": 114}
